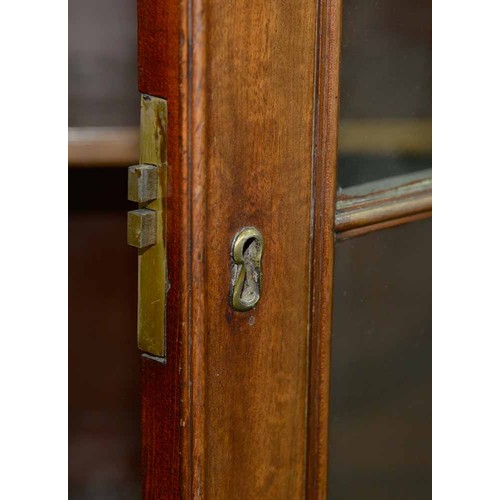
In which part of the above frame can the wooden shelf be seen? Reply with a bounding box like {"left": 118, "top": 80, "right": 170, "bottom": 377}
{"left": 68, "top": 127, "right": 139, "bottom": 167}
{"left": 68, "top": 119, "right": 431, "bottom": 167}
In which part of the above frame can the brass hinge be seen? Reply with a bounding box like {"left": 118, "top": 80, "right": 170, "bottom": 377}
{"left": 127, "top": 94, "right": 168, "bottom": 357}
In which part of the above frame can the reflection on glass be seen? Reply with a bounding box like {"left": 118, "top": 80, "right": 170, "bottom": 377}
{"left": 69, "top": 0, "right": 138, "bottom": 127}
{"left": 328, "top": 220, "right": 432, "bottom": 499}
{"left": 338, "top": 0, "right": 431, "bottom": 187}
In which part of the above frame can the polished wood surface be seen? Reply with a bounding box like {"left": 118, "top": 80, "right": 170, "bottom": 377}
{"left": 138, "top": 0, "right": 184, "bottom": 496}
{"left": 138, "top": 0, "right": 340, "bottom": 497}
{"left": 203, "top": 0, "right": 317, "bottom": 496}
{"left": 306, "top": 0, "right": 342, "bottom": 496}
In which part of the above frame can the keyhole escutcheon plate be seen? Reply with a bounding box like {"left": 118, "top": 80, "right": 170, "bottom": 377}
{"left": 230, "top": 227, "right": 264, "bottom": 312}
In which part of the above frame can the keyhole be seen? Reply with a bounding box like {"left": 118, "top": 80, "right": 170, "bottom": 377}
{"left": 240, "top": 238, "right": 259, "bottom": 304}
{"left": 230, "top": 227, "right": 263, "bottom": 312}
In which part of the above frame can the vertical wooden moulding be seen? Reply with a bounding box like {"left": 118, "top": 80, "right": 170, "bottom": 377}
{"left": 306, "top": 0, "right": 342, "bottom": 497}
{"left": 188, "top": 0, "right": 208, "bottom": 497}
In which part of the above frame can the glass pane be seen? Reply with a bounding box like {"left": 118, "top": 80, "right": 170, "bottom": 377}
{"left": 69, "top": 170, "right": 141, "bottom": 498}
{"left": 338, "top": 0, "right": 431, "bottom": 187}
{"left": 328, "top": 220, "right": 432, "bottom": 499}
{"left": 69, "top": 0, "right": 138, "bottom": 127}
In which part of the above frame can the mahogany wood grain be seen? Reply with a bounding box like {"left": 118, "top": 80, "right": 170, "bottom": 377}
{"left": 138, "top": 0, "right": 186, "bottom": 497}
{"left": 306, "top": 0, "right": 342, "bottom": 497}
{"left": 138, "top": 0, "right": 340, "bottom": 498}
{"left": 202, "top": 0, "right": 317, "bottom": 496}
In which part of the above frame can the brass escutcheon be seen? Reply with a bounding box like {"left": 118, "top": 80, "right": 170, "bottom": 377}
{"left": 230, "top": 227, "right": 263, "bottom": 312}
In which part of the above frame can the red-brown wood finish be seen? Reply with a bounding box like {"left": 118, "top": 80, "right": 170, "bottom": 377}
{"left": 307, "top": 0, "right": 342, "bottom": 496}
{"left": 138, "top": 0, "right": 186, "bottom": 497}
{"left": 138, "top": 0, "right": 341, "bottom": 497}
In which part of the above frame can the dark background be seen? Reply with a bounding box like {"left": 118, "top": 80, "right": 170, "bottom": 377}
{"left": 69, "top": 0, "right": 140, "bottom": 497}
{"left": 328, "top": 220, "right": 432, "bottom": 499}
